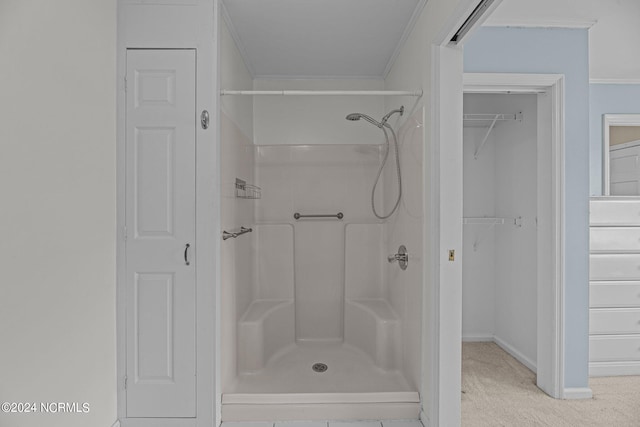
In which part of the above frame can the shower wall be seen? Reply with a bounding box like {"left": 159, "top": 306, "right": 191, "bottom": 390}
{"left": 253, "top": 78, "right": 385, "bottom": 145}
{"left": 255, "top": 144, "right": 384, "bottom": 341}
{"left": 220, "top": 32, "right": 425, "bottom": 390}
{"left": 382, "top": 108, "right": 425, "bottom": 390}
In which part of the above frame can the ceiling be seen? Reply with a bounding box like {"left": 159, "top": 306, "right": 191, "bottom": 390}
{"left": 221, "top": 0, "right": 424, "bottom": 79}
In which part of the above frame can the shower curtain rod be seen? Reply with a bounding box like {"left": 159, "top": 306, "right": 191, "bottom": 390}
{"left": 220, "top": 90, "right": 423, "bottom": 97}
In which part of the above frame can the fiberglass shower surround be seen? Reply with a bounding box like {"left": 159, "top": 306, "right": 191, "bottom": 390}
{"left": 219, "top": 87, "right": 425, "bottom": 420}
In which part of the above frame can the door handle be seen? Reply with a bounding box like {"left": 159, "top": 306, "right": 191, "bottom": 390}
{"left": 184, "top": 243, "right": 191, "bottom": 266}
{"left": 201, "top": 110, "right": 210, "bottom": 129}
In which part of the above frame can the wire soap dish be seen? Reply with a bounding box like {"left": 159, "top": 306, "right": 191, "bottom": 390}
{"left": 235, "top": 178, "right": 261, "bottom": 199}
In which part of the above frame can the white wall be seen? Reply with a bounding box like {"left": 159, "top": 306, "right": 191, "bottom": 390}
{"left": 253, "top": 79, "right": 385, "bottom": 145}
{"left": 485, "top": 0, "right": 640, "bottom": 82}
{"left": 462, "top": 93, "right": 538, "bottom": 368}
{"left": 462, "top": 101, "right": 497, "bottom": 338}
{"left": 220, "top": 18, "right": 255, "bottom": 392}
{"left": 0, "top": 1, "right": 117, "bottom": 426}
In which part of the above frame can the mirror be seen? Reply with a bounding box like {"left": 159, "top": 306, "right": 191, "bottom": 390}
{"left": 603, "top": 114, "right": 640, "bottom": 196}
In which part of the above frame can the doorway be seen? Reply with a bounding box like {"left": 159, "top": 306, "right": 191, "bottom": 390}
{"left": 462, "top": 92, "right": 538, "bottom": 374}
{"left": 458, "top": 73, "right": 567, "bottom": 402}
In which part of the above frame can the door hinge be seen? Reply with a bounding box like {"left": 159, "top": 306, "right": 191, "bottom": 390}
{"left": 124, "top": 376, "right": 128, "bottom": 390}
{"left": 124, "top": 76, "right": 127, "bottom": 92}
{"left": 123, "top": 226, "right": 128, "bottom": 241}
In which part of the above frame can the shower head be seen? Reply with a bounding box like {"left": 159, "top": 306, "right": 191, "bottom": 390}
{"left": 345, "top": 112, "right": 383, "bottom": 128}
{"left": 345, "top": 106, "right": 405, "bottom": 128}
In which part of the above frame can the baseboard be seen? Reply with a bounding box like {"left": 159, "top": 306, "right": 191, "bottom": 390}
{"left": 590, "top": 361, "right": 640, "bottom": 377}
{"left": 111, "top": 420, "right": 121, "bottom": 427}
{"left": 492, "top": 336, "right": 537, "bottom": 374}
{"left": 563, "top": 387, "right": 593, "bottom": 400}
{"left": 461, "top": 334, "right": 493, "bottom": 342}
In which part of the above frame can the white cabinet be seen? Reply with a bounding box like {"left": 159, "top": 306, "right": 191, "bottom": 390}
{"left": 589, "top": 198, "right": 640, "bottom": 376}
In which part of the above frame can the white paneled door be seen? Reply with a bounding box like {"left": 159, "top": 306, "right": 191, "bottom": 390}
{"left": 125, "top": 49, "right": 196, "bottom": 418}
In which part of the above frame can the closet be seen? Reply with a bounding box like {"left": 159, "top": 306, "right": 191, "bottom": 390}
{"left": 462, "top": 93, "right": 538, "bottom": 372}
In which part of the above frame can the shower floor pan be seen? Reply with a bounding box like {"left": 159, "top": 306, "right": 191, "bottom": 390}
{"left": 223, "top": 342, "right": 420, "bottom": 421}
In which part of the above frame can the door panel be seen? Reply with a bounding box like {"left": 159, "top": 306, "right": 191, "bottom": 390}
{"left": 125, "top": 49, "right": 196, "bottom": 418}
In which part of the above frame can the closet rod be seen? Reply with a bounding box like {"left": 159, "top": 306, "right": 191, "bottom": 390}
{"left": 220, "top": 90, "right": 423, "bottom": 97}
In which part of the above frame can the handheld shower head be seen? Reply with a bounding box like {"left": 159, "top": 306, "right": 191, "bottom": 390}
{"left": 345, "top": 112, "right": 383, "bottom": 128}
{"left": 345, "top": 106, "right": 404, "bottom": 128}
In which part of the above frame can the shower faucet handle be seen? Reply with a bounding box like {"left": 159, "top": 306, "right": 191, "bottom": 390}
{"left": 388, "top": 253, "right": 408, "bottom": 263}
{"left": 387, "top": 245, "right": 408, "bottom": 270}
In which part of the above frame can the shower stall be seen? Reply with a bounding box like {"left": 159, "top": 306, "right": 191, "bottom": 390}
{"left": 219, "top": 19, "right": 425, "bottom": 421}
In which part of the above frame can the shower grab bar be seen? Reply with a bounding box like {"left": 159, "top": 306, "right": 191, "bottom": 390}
{"left": 222, "top": 226, "right": 252, "bottom": 241}
{"left": 293, "top": 212, "right": 344, "bottom": 220}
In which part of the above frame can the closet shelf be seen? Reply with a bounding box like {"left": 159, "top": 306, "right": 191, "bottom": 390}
{"left": 463, "top": 112, "right": 523, "bottom": 159}
{"left": 464, "top": 216, "right": 522, "bottom": 251}
{"left": 463, "top": 113, "right": 523, "bottom": 123}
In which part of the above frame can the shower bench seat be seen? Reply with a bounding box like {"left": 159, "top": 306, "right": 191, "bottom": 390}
{"left": 346, "top": 298, "right": 401, "bottom": 371}
{"left": 238, "top": 299, "right": 295, "bottom": 372}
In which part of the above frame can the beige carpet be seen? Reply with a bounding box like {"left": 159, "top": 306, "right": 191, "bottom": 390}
{"left": 462, "top": 342, "right": 640, "bottom": 426}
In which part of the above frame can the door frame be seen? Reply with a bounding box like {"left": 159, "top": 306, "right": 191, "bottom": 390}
{"left": 461, "top": 73, "right": 566, "bottom": 398}
{"left": 602, "top": 114, "right": 640, "bottom": 195}
{"left": 116, "top": 1, "right": 218, "bottom": 426}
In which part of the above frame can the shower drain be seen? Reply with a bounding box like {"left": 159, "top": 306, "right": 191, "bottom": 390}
{"left": 312, "top": 362, "right": 328, "bottom": 373}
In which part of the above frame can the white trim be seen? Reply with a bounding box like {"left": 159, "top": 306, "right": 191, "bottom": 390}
{"left": 483, "top": 19, "right": 597, "bottom": 29}
{"left": 464, "top": 72, "right": 566, "bottom": 400}
{"left": 602, "top": 114, "right": 640, "bottom": 196}
{"left": 493, "top": 336, "right": 537, "bottom": 373}
{"left": 463, "top": 73, "right": 563, "bottom": 93}
{"left": 562, "top": 387, "right": 593, "bottom": 400}
{"left": 590, "top": 78, "right": 640, "bottom": 85}
{"left": 590, "top": 361, "right": 640, "bottom": 377}
{"left": 111, "top": 420, "right": 121, "bottom": 427}
{"left": 430, "top": 43, "right": 464, "bottom": 427}
{"left": 461, "top": 334, "right": 493, "bottom": 342}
